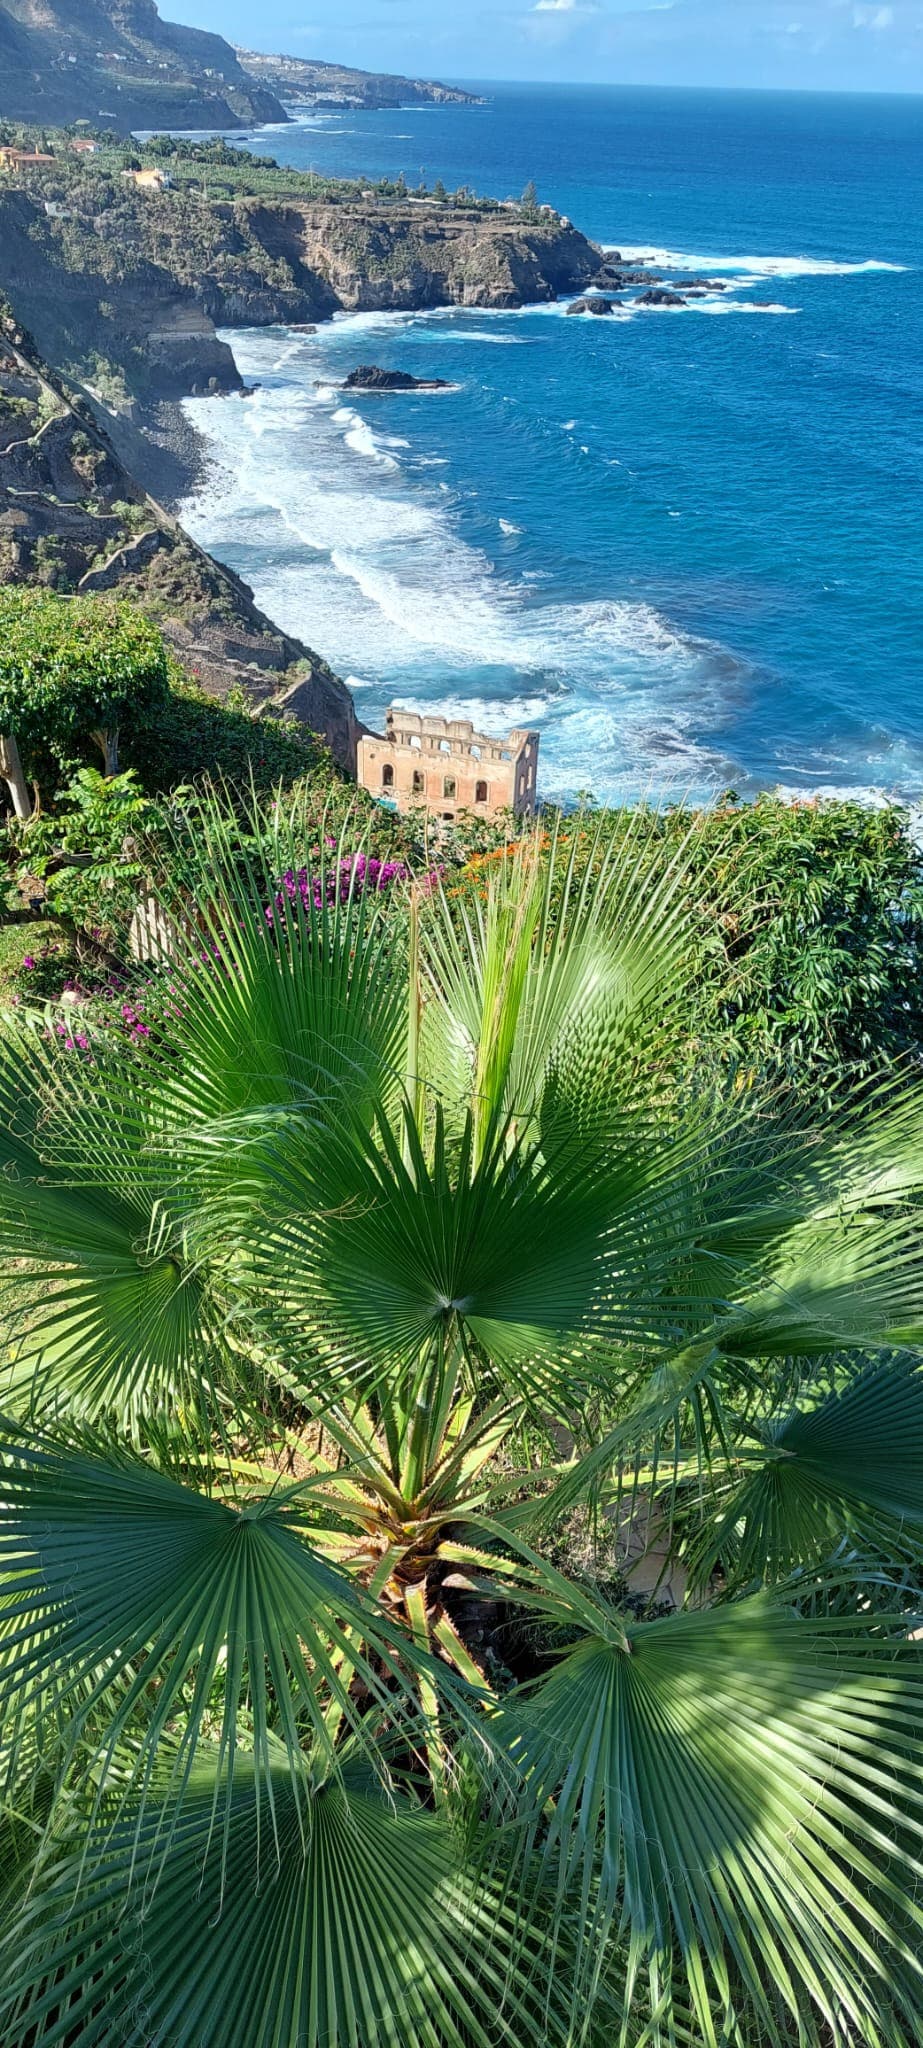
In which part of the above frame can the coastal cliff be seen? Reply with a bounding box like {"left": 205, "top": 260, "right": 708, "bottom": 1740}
{"left": 234, "top": 50, "right": 483, "bottom": 110}
{"left": 0, "top": 137, "right": 598, "bottom": 770}
{"left": 0, "top": 0, "right": 287, "bottom": 132}
{"left": 246, "top": 201, "right": 600, "bottom": 313}
{"left": 0, "top": 298, "right": 361, "bottom": 766}
{"left": 0, "top": 0, "right": 483, "bottom": 132}
{"left": 0, "top": 163, "right": 601, "bottom": 426}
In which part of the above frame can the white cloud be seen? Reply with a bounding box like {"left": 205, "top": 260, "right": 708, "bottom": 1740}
{"left": 852, "top": 3, "right": 895, "bottom": 25}
{"left": 533, "top": 0, "right": 578, "bottom": 10}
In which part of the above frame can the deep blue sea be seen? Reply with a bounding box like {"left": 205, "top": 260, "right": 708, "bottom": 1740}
{"left": 181, "top": 86, "right": 923, "bottom": 803}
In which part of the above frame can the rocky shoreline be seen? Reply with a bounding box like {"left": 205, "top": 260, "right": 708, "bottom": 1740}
{"left": 104, "top": 398, "right": 213, "bottom": 513}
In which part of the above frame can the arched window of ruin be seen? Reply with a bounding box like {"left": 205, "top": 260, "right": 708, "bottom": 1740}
{"left": 439, "top": 739, "right": 451, "bottom": 754}
{"left": 475, "top": 780, "right": 488, "bottom": 804}
{"left": 410, "top": 734, "right": 422, "bottom": 750}
{"left": 382, "top": 764, "right": 394, "bottom": 789}
{"left": 471, "top": 744, "right": 481, "bottom": 760}
{"left": 412, "top": 770, "right": 424, "bottom": 795}
{"left": 443, "top": 777, "right": 457, "bottom": 801}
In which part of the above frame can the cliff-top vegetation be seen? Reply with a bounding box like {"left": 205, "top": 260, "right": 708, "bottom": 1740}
{"left": 0, "top": 124, "right": 541, "bottom": 215}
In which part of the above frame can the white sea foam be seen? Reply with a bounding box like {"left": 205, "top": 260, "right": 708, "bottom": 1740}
{"left": 611, "top": 244, "right": 907, "bottom": 277}
{"left": 326, "top": 309, "right": 416, "bottom": 336}
{"left": 327, "top": 406, "right": 401, "bottom": 468}
{"left": 499, "top": 518, "right": 523, "bottom": 534}
{"left": 683, "top": 299, "right": 799, "bottom": 316}
{"left": 426, "top": 331, "right": 527, "bottom": 344}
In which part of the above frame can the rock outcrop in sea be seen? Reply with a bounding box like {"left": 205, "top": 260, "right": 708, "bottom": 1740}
{"left": 343, "top": 366, "right": 451, "bottom": 391}
{"left": 637, "top": 288, "right": 688, "bottom": 307}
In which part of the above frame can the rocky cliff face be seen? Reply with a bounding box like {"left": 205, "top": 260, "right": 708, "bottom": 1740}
{"left": 246, "top": 201, "right": 600, "bottom": 313}
{"left": 0, "top": 0, "right": 287, "bottom": 131}
{"left": 0, "top": 165, "right": 599, "bottom": 777}
{"left": 0, "top": 299, "right": 361, "bottom": 767}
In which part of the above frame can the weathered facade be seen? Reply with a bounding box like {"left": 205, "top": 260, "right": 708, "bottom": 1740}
{"left": 357, "top": 706, "right": 540, "bottom": 821}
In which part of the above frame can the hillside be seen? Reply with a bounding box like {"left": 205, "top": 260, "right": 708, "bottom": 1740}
{"left": 0, "top": 0, "right": 287, "bottom": 131}
{"left": 0, "top": 296, "right": 361, "bottom": 765}
{"left": 234, "top": 49, "right": 483, "bottom": 110}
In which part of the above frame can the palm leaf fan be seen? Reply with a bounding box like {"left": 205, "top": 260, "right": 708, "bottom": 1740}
{"left": 500, "top": 1594, "right": 923, "bottom": 2048}
{"left": 0, "top": 1435, "right": 472, "bottom": 1828}
{"left": 0, "top": 1021, "right": 225, "bottom": 1432}
{"left": 0, "top": 1751, "right": 572, "bottom": 2048}
{"left": 689, "top": 1353, "right": 923, "bottom": 1585}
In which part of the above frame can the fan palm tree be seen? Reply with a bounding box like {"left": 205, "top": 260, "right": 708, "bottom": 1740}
{"left": 1, "top": 793, "right": 923, "bottom": 2047}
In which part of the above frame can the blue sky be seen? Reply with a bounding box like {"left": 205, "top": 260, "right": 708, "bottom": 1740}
{"left": 178, "top": 0, "right": 923, "bottom": 92}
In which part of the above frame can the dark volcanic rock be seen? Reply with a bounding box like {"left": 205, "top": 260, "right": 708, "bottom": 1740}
{"left": 343, "top": 365, "right": 450, "bottom": 390}
{"left": 670, "top": 275, "right": 728, "bottom": 292}
{"left": 637, "top": 288, "right": 687, "bottom": 308}
{"left": 594, "top": 266, "right": 662, "bottom": 288}
{"left": 566, "top": 296, "right": 618, "bottom": 316}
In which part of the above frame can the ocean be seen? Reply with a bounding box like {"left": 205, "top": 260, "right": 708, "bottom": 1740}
{"left": 180, "top": 85, "right": 923, "bottom": 805}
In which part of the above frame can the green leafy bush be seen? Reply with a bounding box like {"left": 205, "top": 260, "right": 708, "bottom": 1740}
{"left": 0, "top": 589, "right": 170, "bottom": 798}
{"left": 663, "top": 793, "right": 923, "bottom": 1079}
{"left": 0, "top": 589, "right": 336, "bottom": 814}
{"left": 124, "top": 674, "right": 331, "bottom": 798}
{"left": 19, "top": 767, "right": 168, "bottom": 945}
{"left": 480, "top": 795, "right": 923, "bottom": 1086}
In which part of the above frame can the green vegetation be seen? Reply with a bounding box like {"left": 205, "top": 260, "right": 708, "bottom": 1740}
{"left": 670, "top": 791, "right": 923, "bottom": 1077}
{"left": 503, "top": 795, "right": 923, "bottom": 1085}
{"left": 0, "top": 589, "right": 170, "bottom": 806}
{"left": 0, "top": 124, "right": 519, "bottom": 213}
{"left": 0, "top": 593, "right": 331, "bottom": 989}
{"left": 0, "top": 591, "right": 325, "bottom": 807}
{"left": 0, "top": 797, "right": 922, "bottom": 2045}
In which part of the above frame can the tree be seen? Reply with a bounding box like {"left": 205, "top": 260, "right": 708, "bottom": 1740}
{"left": 521, "top": 177, "right": 539, "bottom": 212}
{"left": 0, "top": 590, "right": 170, "bottom": 817}
{"left": 1, "top": 795, "right": 923, "bottom": 2045}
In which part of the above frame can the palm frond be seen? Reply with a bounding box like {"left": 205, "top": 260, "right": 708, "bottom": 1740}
{"left": 0, "top": 1751, "right": 563, "bottom": 2048}
{"left": 501, "top": 1595, "right": 923, "bottom": 2047}
{"left": 153, "top": 787, "right": 411, "bottom": 1141}
{"left": 421, "top": 810, "right": 706, "bottom": 1146}
{"left": 0, "top": 1024, "right": 224, "bottom": 1431}
{"left": 0, "top": 1435, "right": 458, "bottom": 1825}
{"left": 690, "top": 1355, "right": 923, "bottom": 1584}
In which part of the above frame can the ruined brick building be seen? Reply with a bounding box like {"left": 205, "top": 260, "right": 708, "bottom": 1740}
{"left": 357, "top": 706, "right": 540, "bottom": 821}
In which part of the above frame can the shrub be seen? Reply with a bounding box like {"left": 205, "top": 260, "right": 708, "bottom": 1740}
{"left": 123, "top": 675, "right": 330, "bottom": 800}
{"left": 0, "top": 589, "right": 170, "bottom": 803}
